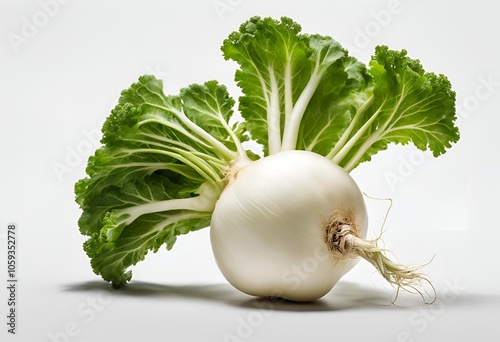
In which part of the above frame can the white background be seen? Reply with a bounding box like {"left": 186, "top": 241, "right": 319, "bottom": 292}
{"left": 1, "top": 0, "right": 499, "bottom": 341}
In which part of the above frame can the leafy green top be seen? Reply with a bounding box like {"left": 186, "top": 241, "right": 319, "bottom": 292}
{"left": 222, "top": 16, "right": 458, "bottom": 171}
{"left": 75, "top": 76, "right": 247, "bottom": 286}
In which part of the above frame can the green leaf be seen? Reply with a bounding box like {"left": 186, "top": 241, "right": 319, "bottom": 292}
{"left": 297, "top": 55, "right": 372, "bottom": 155}
{"left": 76, "top": 75, "right": 242, "bottom": 286}
{"left": 222, "top": 16, "right": 309, "bottom": 154}
{"left": 85, "top": 211, "right": 211, "bottom": 287}
{"left": 222, "top": 17, "right": 458, "bottom": 169}
{"left": 80, "top": 173, "right": 213, "bottom": 287}
{"left": 222, "top": 16, "right": 373, "bottom": 156}
{"left": 332, "top": 46, "right": 459, "bottom": 171}
{"left": 180, "top": 80, "right": 235, "bottom": 145}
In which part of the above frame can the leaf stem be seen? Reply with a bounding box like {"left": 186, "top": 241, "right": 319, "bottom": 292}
{"left": 268, "top": 66, "right": 282, "bottom": 154}
{"left": 280, "top": 68, "right": 324, "bottom": 151}
{"left": 114, "top": 183, "right": 221, "bottom": 229}
{"left": 151, "top": 104, "right": 238, "bottom": 161}
{"left": 341, "top": 91, "right": 407, "bottom": 171}
{"left": 332, "top": 103, "right": 383, "bottom": 166}
{"left": 326, "top": 95, "right": 374, "bottom": 159}
{"left": 122, "top": 147, "right": 221, "bottom": 182}
{"left": 284, "top": 58, "right": 293, "bottom": 130}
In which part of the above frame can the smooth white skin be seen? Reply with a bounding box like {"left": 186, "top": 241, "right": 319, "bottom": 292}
{"left": 210, "top": 150, "right": 368, "bottom": 301}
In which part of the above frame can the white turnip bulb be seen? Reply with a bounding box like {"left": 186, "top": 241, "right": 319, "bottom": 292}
{"left": 211, "top": 150, "right": 429, "bottom": 302}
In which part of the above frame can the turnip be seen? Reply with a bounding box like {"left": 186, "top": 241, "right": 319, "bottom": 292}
{"left": 76, "top": 17, "right": 458, "bottom": 302}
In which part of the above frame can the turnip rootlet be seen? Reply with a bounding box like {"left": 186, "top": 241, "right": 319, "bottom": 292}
{"left": 75, "top": 17, "right": 459, "bottom": 302}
